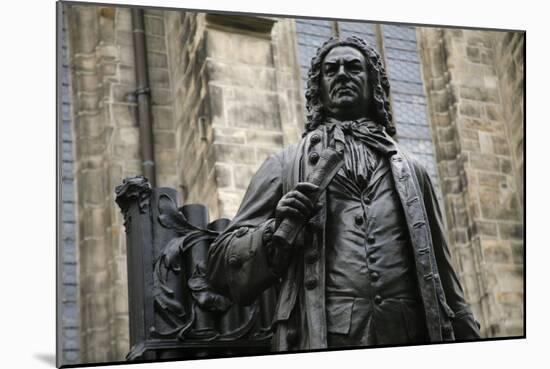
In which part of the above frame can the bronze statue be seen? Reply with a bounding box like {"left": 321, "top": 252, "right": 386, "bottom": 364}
{"left": 207, "top": 36, "right": 481, "bottom": 351}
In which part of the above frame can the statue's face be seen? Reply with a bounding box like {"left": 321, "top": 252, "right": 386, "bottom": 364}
{"left": 320, "top": 46, "right": 371, "bottom": 121}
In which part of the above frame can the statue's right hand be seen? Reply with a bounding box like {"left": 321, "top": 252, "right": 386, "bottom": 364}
{"left": 275, "top": 182, "right": 320, "bottom": 226}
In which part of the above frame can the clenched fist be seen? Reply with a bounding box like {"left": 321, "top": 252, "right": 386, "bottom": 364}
{"left": 275, "top": 182, "right": 320, "bottom": 227}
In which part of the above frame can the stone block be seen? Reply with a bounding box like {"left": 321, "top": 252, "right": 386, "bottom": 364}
{"left": 233, "top": 165, "right": 258, "bottom": 190}
{"left": 80, "top": 238, "right": 108, "bottom": 275}
{"left": 205, "top": 29, "right": 273, "bottom": 66}
{"left": 218, "top": 189, "right": 247, "bottom": 219}
{"left": 146, "top": 34, "right": 166, "bottom": 52}
{"left": 494, "top": 265, "right": 523, "bottom": 293}
{"left": 226, "top": 89, "right": 281, "bottom": 130}
{"left": 146, "top": 52, "right": 168, "bottom": 69}
{"left": 145, "top": 15, "right": 165, "bottom": 36}
{"left": 115, "top": 30, "right": 133, "bottom": 47}
{"left": 213, "top": 127, "right": 246, "bottom": 145}
{"left": 206, "top": 60, "right": 277, "bottom": 91}
{"left": 469, "top": 153, "right": 499, "bottom": 172}
{"left": 458, "top": 102, "right": 482, "bottom": 118}
{"left": 499, "top": 157, "right": 513, "bottom": 174}
{"left": 477, "top": 172, "right": 506, "bottom": 188}
{"left": 432, "top": 113, "right": 451, "bottom": 127}
{"left": 431, "top": 90, "right": 451, "bottom": 113}
{"left": 78, "top": 92, "right": 100, "bottom": 112}
{"left": 86, "top": 329, "right": 111, "bottom": 361}
{"left": 78, "top": 169, "right": 107, "bottom": 205}
{"left": 461, "top": 117, "right": 494, "bottom": 132}
{"left": 246, "top": 130, "right": 284, "bottom": 148}
{"left": 213, "top": 143, "right": 256, "bottom": 165}
{"left": 153, "top": 130, "right": 176, "bottom": 149}
{"left": 214, "top": 163, "right": 233, "bottom": 188}
{"left": 152, "top": 106, "right": 175, "bottom": 129}
{"left": 76, "top": 72, "right": 100, "bottom": 92}
{"left": 114, "top": 8, "right": 132, "bottom": 31}
{"left": 118, "top": 45, "right": 135, "bottom": 66}
{"left": 510, "top": 241, "right": 524, "bottom": 265}
{"left": 466, "top": 46, "right": 480, "bottom": 63}
{"left": 149, "top": 68, "right": 170, "bottom": 89}
{"left": 437, "top": 126, "right": 456, "bottom": 143}
{"left": 113, "top": 284, "right": 128, "bottom": 314}
{"left": 459, "top": 86, "right": 499, "bottom": 103}
{"left": 114, "top": 127, "right": 140, "bottom": 160}
{"left": 473, "top": 220, "right": 498, "bottom": 237}
{"left": 498, "top": 222, "right": 524, "bottom": 240}
{"left": 151, "top": 87, "right": 173, "bottom": 105}
{"left": 79, "top": 206, "right": 109, "bottom": 240}
{"left": 109, "top": 103, "right": 136, "bottom": 127}
{"left": 492, "top": 135, "right": 511, "bottom": 156}
{"left": 480, "top": 239, "right": 512, "bottom": 264}
{"left": 480, "top": 49, "right": 495, "bottom": 66}
{"left": 479, "top": 185, "right": 520, "bottom": 221}
{"left": 484, "top": 105, "right": 502, "bottom": 121}
{"left": 111, "top": 83, "right": 135, "bottom": 103}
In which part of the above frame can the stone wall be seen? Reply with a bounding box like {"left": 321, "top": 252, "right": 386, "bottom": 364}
{"left": 164, "top": 12, "right": 304, "bottom": 220}
{"left": 418, "top": 28, "right": 524, "bottom": 337}
{"left": 494, "top": 32, "right": 524, "bottom": 210}
{"left": 66, "top": 4, "right": 176, "bottom": 362}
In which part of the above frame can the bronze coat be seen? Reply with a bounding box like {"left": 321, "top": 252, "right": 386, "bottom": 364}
{"left": 207, "top": 126, "right": 481, "bottom": 351}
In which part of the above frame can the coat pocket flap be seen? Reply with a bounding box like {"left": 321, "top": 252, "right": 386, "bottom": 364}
{"left": 326, "top": 297, "right": 354, "bottom": 335}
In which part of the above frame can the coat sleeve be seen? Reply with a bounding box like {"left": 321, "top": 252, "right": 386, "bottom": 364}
{"left": 413, "top": 162, "right": 482, "bottom": 340}
{"left": 207, "top": 153, "right": 286, "bottom": 306}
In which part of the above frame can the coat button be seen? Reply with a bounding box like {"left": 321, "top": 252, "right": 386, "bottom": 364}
{"left": 368, "top": 255, "right": 377, "bottom": 264}
{"left": 367, "top": 235, "right": 375, "bottom": 244}
{"left": 235, "top": 227, "right": 249, "bottom": 238}
{"left": 305, "top": 250, "right": 319, "bottom": 264}
{"left": 310, "top": 134, "right": 321, "bottom": 145}
{"left": 354, "top": 214, "right": 364, "bottom": 226}
{"left": 286, "top": 328, "right": 298, "bottom": 345}
{"left": 370, "top": 271, "right": 379, "bottom": 282}
{"left": 309, "top": 152, "right": 320, "bottom": 165}
{"left": 374, "top": 295, "right": 383, "bottom": 305}
{"left": 228, "top": 255, "right": 242, "bottom": 269}
{"left": 305, "top": 278, "right": 318, "bottom": 290}
{"left": 364, "top": 197, "right": 372, "bottom": 205}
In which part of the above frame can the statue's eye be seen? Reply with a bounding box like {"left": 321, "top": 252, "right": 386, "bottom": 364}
{"left": 348, "top": 64, "right": 362, "bottom": 74}
{"left": 324, "top": 66, "right": 336, "bottom": 76}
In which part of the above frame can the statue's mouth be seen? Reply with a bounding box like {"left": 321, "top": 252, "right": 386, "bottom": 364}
{"left": 332, "top": 85, "right": 357, "bottom": 96}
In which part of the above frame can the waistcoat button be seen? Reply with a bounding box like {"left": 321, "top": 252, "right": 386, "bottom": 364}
{"left": 305, "top": 278, "right": 318, "bottom": 290}
{"left": 228, "top": 256, "right": 242, "bottom": 269}
{"left": 355, "top": 214, "right": 364, "bottom": 225}
{"left": 310, "top": 134, "right": 321, "bottom": 145}
{"left": 309, "top": 152, "right": 320, "bottom": 165}
{"left": 367, "top": 236, "right": 375, "bottom": 244}
{"left": 374, "top": 295, "right": 383, "bottom": 305}
{"left": 286, "top": 328, "right": 298, "bottom": 345}
{"left": 305, "top": 250, "right": 319, "bottom": 264}
{"left": 370, "top": 271, "right": 379, "bottom": 282}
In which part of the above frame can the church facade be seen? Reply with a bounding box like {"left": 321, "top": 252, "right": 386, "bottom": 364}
{"left": 58, "top": 3, "right": 524, "bottom": 364}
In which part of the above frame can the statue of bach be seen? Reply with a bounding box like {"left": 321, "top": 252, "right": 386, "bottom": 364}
{"left": 207, "top": 36, "right": 481, "bottom": 351}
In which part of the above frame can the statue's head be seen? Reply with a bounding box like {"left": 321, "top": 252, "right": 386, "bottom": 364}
{"left": 304, "top": 36, "right": 395, "bottom": 136}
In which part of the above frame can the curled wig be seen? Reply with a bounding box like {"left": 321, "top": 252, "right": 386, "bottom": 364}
{"left": 303, "top": 36, "right": 396, "bottom": 136}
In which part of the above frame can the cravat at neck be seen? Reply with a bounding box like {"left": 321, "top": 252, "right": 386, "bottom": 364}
{"left": 324, "top": 118, "right": 398, "bottom": 157}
